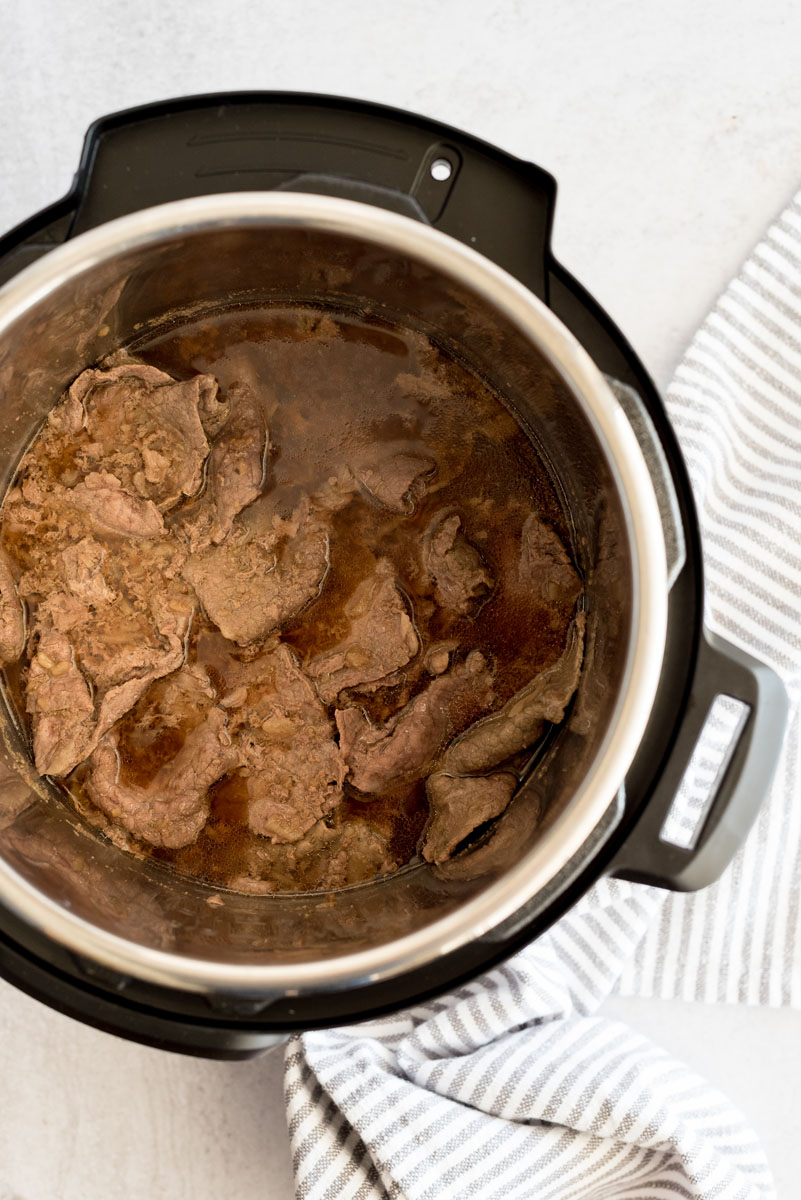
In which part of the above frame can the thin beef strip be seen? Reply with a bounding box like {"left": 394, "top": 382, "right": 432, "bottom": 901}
{"left": 517, "top": 512, "right": 582, "bottom": 608}
{"left": 422, "top": 771, "right": 517, "bottom": 864}
{"left": 424, "top": 642, "right": 457, "bottom": 676}
{"left": 232, "top": 817, "right": 399, "bottom": 893}
{"left": 181, "top": 376, "right": 267, "bottom": 551}
{"left": 422, "top": 614, "right": 585, "bottom": 866}
{"left": 26, "top": 619, "right": 96, "bottom": 777}
{"left": 228, "top": 644, "right": 346, "bottom": 843}
{"left": 85, "top": 670, "right": 239, "bottom": 849}
{"left": 438, "top": 612, "right": 585, "bottom": 777}
{"left": 69, "top": 472, "right": 165, "bottom": 539}
{"left": 71, "top": 357, "right": 216, "bottom": 511}
{"left": 306, "top": 559, "right": 419, "bottom": 703}
{"left": 0, "top": 555, "right": 24, "bottom": 664}
{"left": 423, "top": 509, "right": 494, "bottom": 616}
{"left": 432, "top": 787, "right": 543, "bottom": 882}
{"left": 354, "top": 443, "right": 435, "bottom": 513}
{"left": 60, "top": 538, "right": 116, "bottom": 606}
{"left": 26, "top": 579, "right": 192, "bottom": 777}
{"left": 336, "top": 650, "right": 495, "bottom": 794}
{"left": 182, "top": 489, "right": 345, "bottom": 645}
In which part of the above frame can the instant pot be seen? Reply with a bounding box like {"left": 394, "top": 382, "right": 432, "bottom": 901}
{"left": 0, "top": 94, "right": 788, "bottom": 1057}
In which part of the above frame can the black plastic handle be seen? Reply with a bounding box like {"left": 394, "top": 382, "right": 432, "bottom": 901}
{"left": 610, "top": 627, "right": 789, "bottom": 891}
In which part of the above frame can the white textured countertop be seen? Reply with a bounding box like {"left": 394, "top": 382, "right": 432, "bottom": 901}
{"left": 1, "top": 2, "right": 801, "bottom": 1196}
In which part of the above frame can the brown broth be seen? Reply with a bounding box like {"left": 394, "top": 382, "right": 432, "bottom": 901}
{"left": 2, "top": 304, "right": 579, "bottom": 895}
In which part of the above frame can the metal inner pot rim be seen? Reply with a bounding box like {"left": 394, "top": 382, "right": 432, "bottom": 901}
{"left": 0, "top": 193, "right": 668, "bottom": 994}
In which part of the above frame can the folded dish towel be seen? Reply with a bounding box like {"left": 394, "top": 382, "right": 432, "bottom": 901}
{"left": 284, "top": 188, "right": 801, "bottom": 1199}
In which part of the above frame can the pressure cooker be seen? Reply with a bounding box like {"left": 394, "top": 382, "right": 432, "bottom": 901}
{"left": 0, "top": 94, "right": 787, "bottom": 1057}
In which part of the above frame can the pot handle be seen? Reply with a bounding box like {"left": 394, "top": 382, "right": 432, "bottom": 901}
{"left": 609, "top": 626, "right": 788, "bottom": 891}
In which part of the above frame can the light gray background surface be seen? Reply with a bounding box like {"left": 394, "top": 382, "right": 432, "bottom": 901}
{"left": 1, "top": 2, "right": 800, "bottom": 1196}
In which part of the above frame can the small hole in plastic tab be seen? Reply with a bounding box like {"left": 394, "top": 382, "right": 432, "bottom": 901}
{"left": 430, "top": 157, "right": 453, "bottom": 182}
{"left": 660, "top": 695, "right": 750, "bottom": 850}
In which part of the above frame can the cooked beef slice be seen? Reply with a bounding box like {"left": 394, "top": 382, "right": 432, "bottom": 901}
{"left": 311, "top": 465, "right": 360, "bottom": 514}
{"left": 354, "top": 444, "right": 435, "bottom": 512}
{"left": 424, "top": 642, "right": 456, "bottom": 676}
{"left": 0, "top": 555, "right": 24, "bottom": 664}
{"left": 197, "top": 381, "right": 230, "bottom": 438}
{"left": 26, "top": 589, "right": 192, "bottom": 779}
{"left": 92, "top": 645, "right": 187, "bottom": 745}
{"left": 232, "top": 817, "right": 399, "bottom": 893}
{"left": 423, "top": 509, "right": 493, "bottom": 615}
{"left": 109, "top": 663, "right": 218, "bottom": 779}
{"left": 337, "top": 650, "right": 495, "bottom": 794}
{"left": 439, "top": 612, "right": 585, "bottom": 777}
{"left": 318, "top": 821, "right": 398, "bottom": 887}
{"left": 69, "top": 472, "right": 165, "bottom": 539}
{"left": 26, "top": 620, "right": 96, "bottom": 776}
{"left": 60, "top": 537, "right": 116, "bottom": 606}
{"left": 25, "top": 523, "right": 194, "bottom": 692}
{"left": 306, "top": 560, "right": 419, "bottom": 703}
{"left": 47, "top": 388, "right": 86, "bottom": 438}
{"left": 181, "top": 377, "right": 267, "bottom": 551}
{"left": 86, "top": 705, "right": 238, "bottom": 849}
{"left": 182, "top": 498, "right": 330, "bottom": 645}
{"left": 432, "top": 788, "right": 542, "bottom": 882}
{"left": 227, "top": 645, "right": 345, "bottom": 842}
{"left": 73, "top": 604, "right": 175, "bottom": 689}
{"left": 70, "top": 358, "right": 216, "bottom": 510}
{"left": 422, "top": 771, "right": 517, "bottom": 863}
{"left": 518, "top": 512, "right": 582, "bottom": 608}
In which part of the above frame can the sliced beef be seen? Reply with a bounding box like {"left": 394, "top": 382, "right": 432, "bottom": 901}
{"left": 86, "top": 704, "right": 238, "bottom": 849}
{"left": 232, "top": 816, "right": 398, "bottom": 893}
{"left": 92, "top": 645, "right": 186, "bottom": 743}
{"left": 423, "top": 509, "right": 493, "bottom": 615}
{"left": 424, "top": 642, "right": 457, "bottom": 676}
{"left": 311, "top": 465, "right": 360, "bottom": 514}
{"left": 228, "top": 644, "right": 346, "bottom": 843}
{"left": 422, "top": 771, "right": 517, "bottom": 864}
{"left": 51, "top": 549, "right": 193, "bottom": 692}
{"left": 354, "top": 444, "right": 435, "bottom": 513}
{"left": 197, "top": 382, "right": 230, "bottom": 439}
{"left": 440, "top": 612, "right": 585, "bottom": 776}
{"left": 182, "top": 498, "right": 330, "bottom": 645}
{"left": 72, "top": 358, "right": 216, "bottom": 511}
{"left": 181, "top": 377, "right": 267, "bottom": 551}
{"left": 60, "top": 537, "right": 116, "bottom": 606}
{"left": 26, "top": 584, "right": 192, "bottom": 778}
{"left": 0, "top": 555, "right": 24, "bottom": 664}
{"left": 306, "top": 560, "right": 419, "bottom": 703}
{"left": 70, "top": 472, "right": 164, "bottom": 539}
{"left": 337, "top": 650, "right": 495, "bottom": 794}
{"left": 318, "top": 822, "right": 398, "bottom": 888}
{"left": 69, "top": 576, "right": 191, "bottom": 690}
{"left": 46, "top": 389, "right": 85, "bottom": 437}
{"left": 518, "top": 512, "right": 582, "bottom": 608}
{"left": 26, "top": 621, "right": 96, "bottom": 777}
{"left": 88, "top": 598, "right": 191, "bottom": 727}
{"left": 432, "top": 788, "right": 543, "bottom": 882}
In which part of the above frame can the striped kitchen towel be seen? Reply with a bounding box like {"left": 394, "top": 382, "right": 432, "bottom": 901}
{"left": 283, "top": 190, "right": 801, "bottom": 1198}
{"left": 285, "top": 881, "right": 772, "bottom": 1198}
{"left": 618, "top": 188, "right": 801, "bottom": 1008}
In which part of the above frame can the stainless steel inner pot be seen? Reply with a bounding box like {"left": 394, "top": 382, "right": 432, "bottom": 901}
{"left": 0, "top": 193, "right": 667, "bottom": 995}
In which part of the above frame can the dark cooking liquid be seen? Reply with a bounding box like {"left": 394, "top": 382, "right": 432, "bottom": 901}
{"left": 3, "top": 304, "right": 577, "bottom": 894}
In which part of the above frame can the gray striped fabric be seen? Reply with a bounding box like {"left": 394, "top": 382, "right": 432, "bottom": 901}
{"left": 285, "top": 882, "right": 772, "bottom": 1198}
{"left": 619, "top": 188, "right": 801, "bottom": 1008}
{"left": 283, "top": 191, "right": 801, "bottom": 1198}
